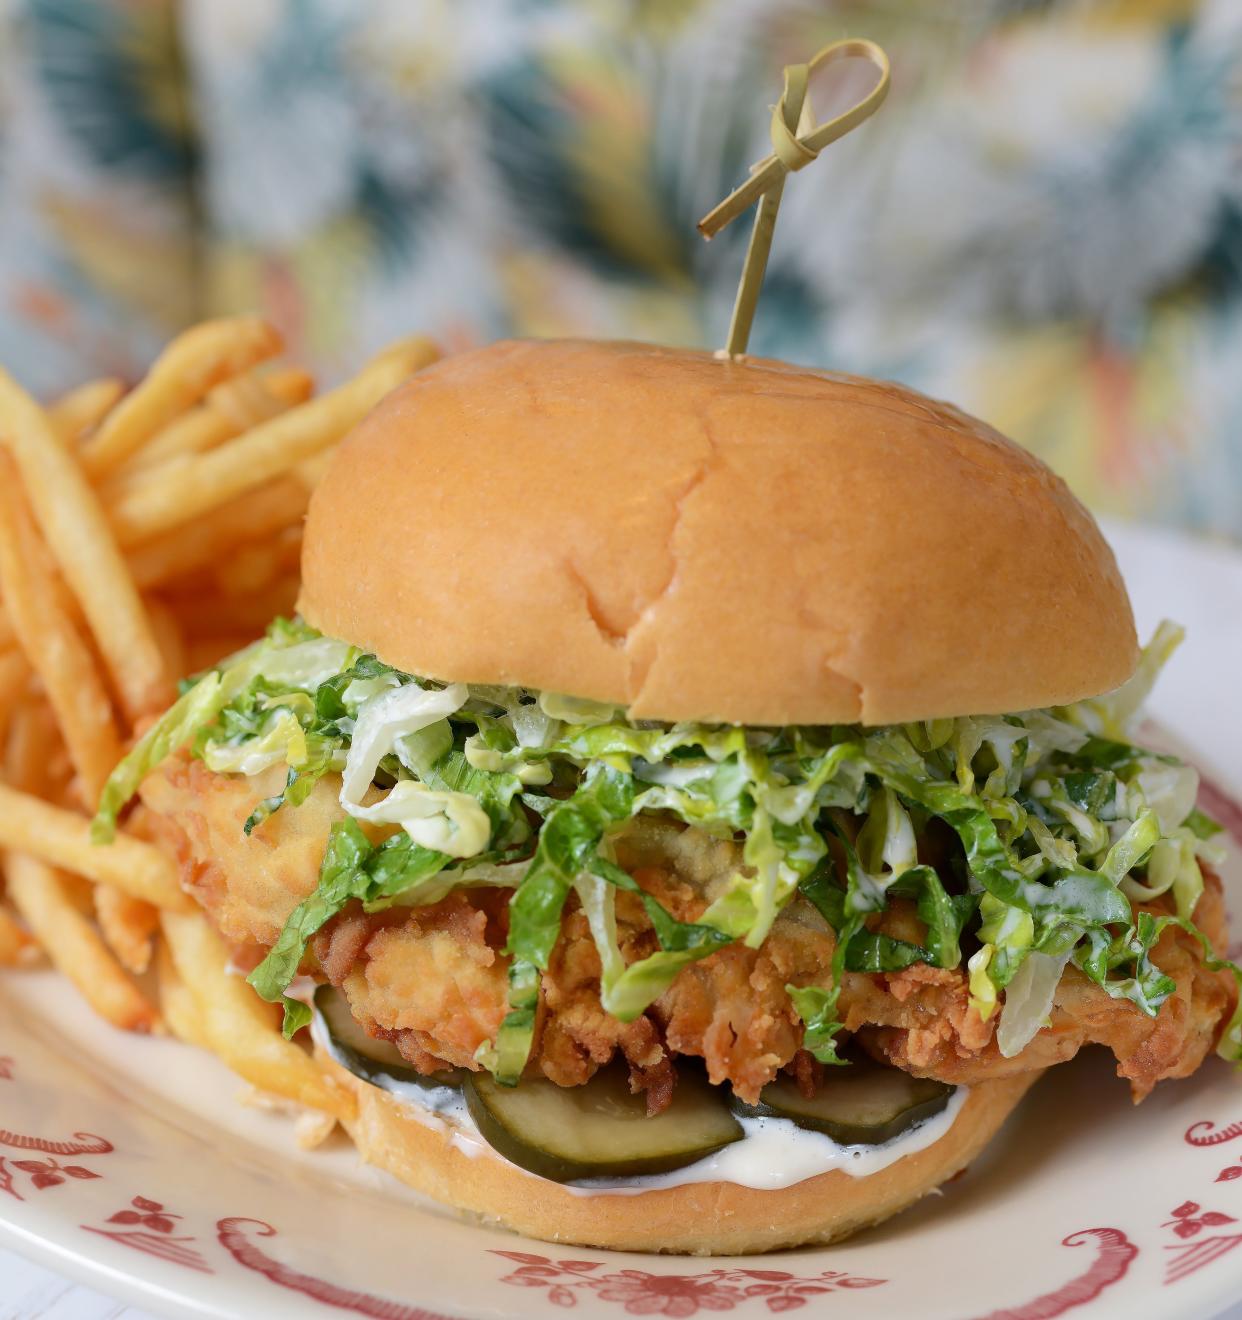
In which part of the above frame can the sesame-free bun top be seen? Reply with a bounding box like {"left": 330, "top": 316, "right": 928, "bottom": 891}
{"left": 299, "top": 339, "right": 1137, "bottom": 726}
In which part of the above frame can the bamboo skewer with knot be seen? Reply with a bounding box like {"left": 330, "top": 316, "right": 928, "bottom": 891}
{"left": 699, "top": 39, "right": 890, "bottom": 359}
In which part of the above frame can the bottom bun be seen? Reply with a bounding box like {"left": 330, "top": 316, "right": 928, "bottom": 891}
{"left": 318, "top": 1048, "right": 1042, "bottom": 1255}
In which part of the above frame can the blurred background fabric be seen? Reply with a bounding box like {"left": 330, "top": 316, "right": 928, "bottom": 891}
{"left": 0, "top": 0, "right": 1240, "bottom": 538}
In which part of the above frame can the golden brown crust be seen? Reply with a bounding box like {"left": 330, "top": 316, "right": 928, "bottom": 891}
{"left": 299, "top": 339, "right": 1136, "bottom": 725}
{"left": 318, "top": 1047, "right": 1041, "bottom": 1255}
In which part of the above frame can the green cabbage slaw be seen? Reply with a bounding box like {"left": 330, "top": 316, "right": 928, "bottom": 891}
{"left": 93, "top": 617, "right": 1242, "bottom": 1082}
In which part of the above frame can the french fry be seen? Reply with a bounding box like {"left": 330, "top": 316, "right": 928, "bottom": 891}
{"left": 95, "top": 883, "right": 159, "bottom": 974}
{"left": 54, "top": 869, "right": 98, "bottom": 916}
{"left": 126, "top": 478, "right": 310, "bottom": 590}
{"left": 237, "top": 1087, "right": 337, "bottom": 1149}
{"left": 143, "top": 596, "right": 187, "bottom": 685}
{"left": 48, "top": 377, "right": 125, "bottom": 445}
{"left": 5, "top": 693, "right": 76, "bottom": 818}
{"left": 185, "top": 635, "right": 259, "bottom": 674}
{"left": 80, "top": 317, "right": 282, "bottom": 479}
{"left": 161, "top": 909, "right": 353, "bottom": 1119}
{"left": 0, "top": 783, "right": 191, "bottom": 910}
{"left": 208, "top": 367, "right": 315, "bottom": 431}
{"left": 107, "top": 338, "right": 439, "bottom": 545}
{"left": 0, "top": 369, "right": 172, "bottom": 719}
{"left": 0, "top": 325, "right": 452, "bottom": 1132}
{"left": 119, "top": 413, "right": 225, "bottom": 481}
{"left": 0, "top": 903, "right": 37, "bottom": 967}
{"left": 0, "top": 649, "right": 31, "bottom": 727}
{"left": 275, "top": 524, "right": 305, "bottom": 569}
{"left": 4, "top": 701, "right": 59, "bottom": 797}
{"left": 296, "top": 1110, "right": 338, "bottom": 1150}
{"left": 0, "top": 454, "right": 122, "bottom": 798}
{"left": 123, "top": 367, "right": 315, "bottom": 476}
{"left": 5, "top": 851, "right": 159, "bottom": 1031}
{"left": 0, "top": 566, "right": 82, "bottom": 661}
{"left": 155, "top": 936, "right": 209, "bottom": 1048}
{"left": 295, "top": 450, "right": 335, "bottom": 489}
{"left": 213, "top": 539, "right": 290, "bottom": 598}
{"left": 167, "top": 577, "right": 300, "bottom": 641}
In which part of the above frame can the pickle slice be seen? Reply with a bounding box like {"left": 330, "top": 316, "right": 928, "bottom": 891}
{"left": 730, "top": 1058, "right": 953, "bottom": 1146}
{"left": 313, "top": 985, "right": 461, "bottom": 1090}
{"left": 463, "top": 1065, "right": 743, "bottom": 1183}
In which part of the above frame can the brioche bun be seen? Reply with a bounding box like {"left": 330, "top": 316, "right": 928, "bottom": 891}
{"left": 300, "top": 339, "right": 1135, "bottom": 725}
{"left": 318, "top": 1048, "right": 1040, "bottom": 1255}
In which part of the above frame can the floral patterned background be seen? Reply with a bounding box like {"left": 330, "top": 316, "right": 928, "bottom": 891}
{"left": 0, "top": 0, "right": 1239, "bottom": 538}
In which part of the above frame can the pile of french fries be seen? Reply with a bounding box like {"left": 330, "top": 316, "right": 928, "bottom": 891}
{"left": 0, "top": 317, "right": 439, "bottom": 1137}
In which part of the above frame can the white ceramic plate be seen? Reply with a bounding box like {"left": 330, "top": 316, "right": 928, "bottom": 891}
{"left": 2, "top": 519, "right": 1241, "bottom": 1320}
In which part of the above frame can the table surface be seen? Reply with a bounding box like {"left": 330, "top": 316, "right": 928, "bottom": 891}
{"left": 2, "top": 1243, "right": 1241, "bottom": 1320}
{"left": 0, "top": 1249, "right": 154, "bottom": 1320}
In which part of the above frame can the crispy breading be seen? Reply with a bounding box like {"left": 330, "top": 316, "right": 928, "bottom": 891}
{"left": 338, "top": 894, "right": 510, "bottom": 1070}
{"left": 139, "top": 758, "right": 1235, "bottom": 1106}
{"left": 653, "top": 909, "right": 831, "bottom": 1100}
{"left": 537, "top": 899, "right": 677, "bottom": 1112}
{"left": 140, "top": 754, "right": 396, "bottom": 946}
{"left": 141, "top": 756, "right": 343, "bottom": 946}
{"left": 859, "top": 885, "right": 1235, "bottom": 1100}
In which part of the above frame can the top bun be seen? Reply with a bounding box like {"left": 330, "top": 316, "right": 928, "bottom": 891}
{"left": 299, "top": 339, "right": 1136, "bottom": 726}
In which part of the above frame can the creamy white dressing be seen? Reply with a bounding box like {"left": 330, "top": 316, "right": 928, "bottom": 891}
{"left": 311, "top": 1015, "right": 968, "bottom": 1194}
{"left": 310, "top": 1013, "right": 494, "bottom": 1165}
{"left": 570, "top": 1091, "right": 969, "bottom": 1195}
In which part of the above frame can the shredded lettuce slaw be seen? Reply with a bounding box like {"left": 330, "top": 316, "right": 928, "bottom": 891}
{"left": 93, "top": 617, "right": 1241, "bottom": 1079}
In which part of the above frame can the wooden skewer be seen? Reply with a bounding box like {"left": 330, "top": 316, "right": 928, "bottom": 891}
{"left": 698, "top": 39, "right": 890, "bottom": 359}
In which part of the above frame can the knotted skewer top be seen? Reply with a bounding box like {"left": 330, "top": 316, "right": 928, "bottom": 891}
{"left": 699, "top": 39, "right": 890, "bottom": 359}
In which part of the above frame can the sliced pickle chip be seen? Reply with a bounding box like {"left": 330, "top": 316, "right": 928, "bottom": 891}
{"left": 463, "top": 1064, "right": 743, "bottom": 1183}
{"left": 313, "top": 985, "right": 461, "bottom": 1090}
{"left": 730, "top": 1057, "right": 953, "bottom": 1146}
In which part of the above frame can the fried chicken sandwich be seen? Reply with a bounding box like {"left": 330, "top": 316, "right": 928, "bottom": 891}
{"left": 94, "top": 339, "right": 1240, "bottom": 1254}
